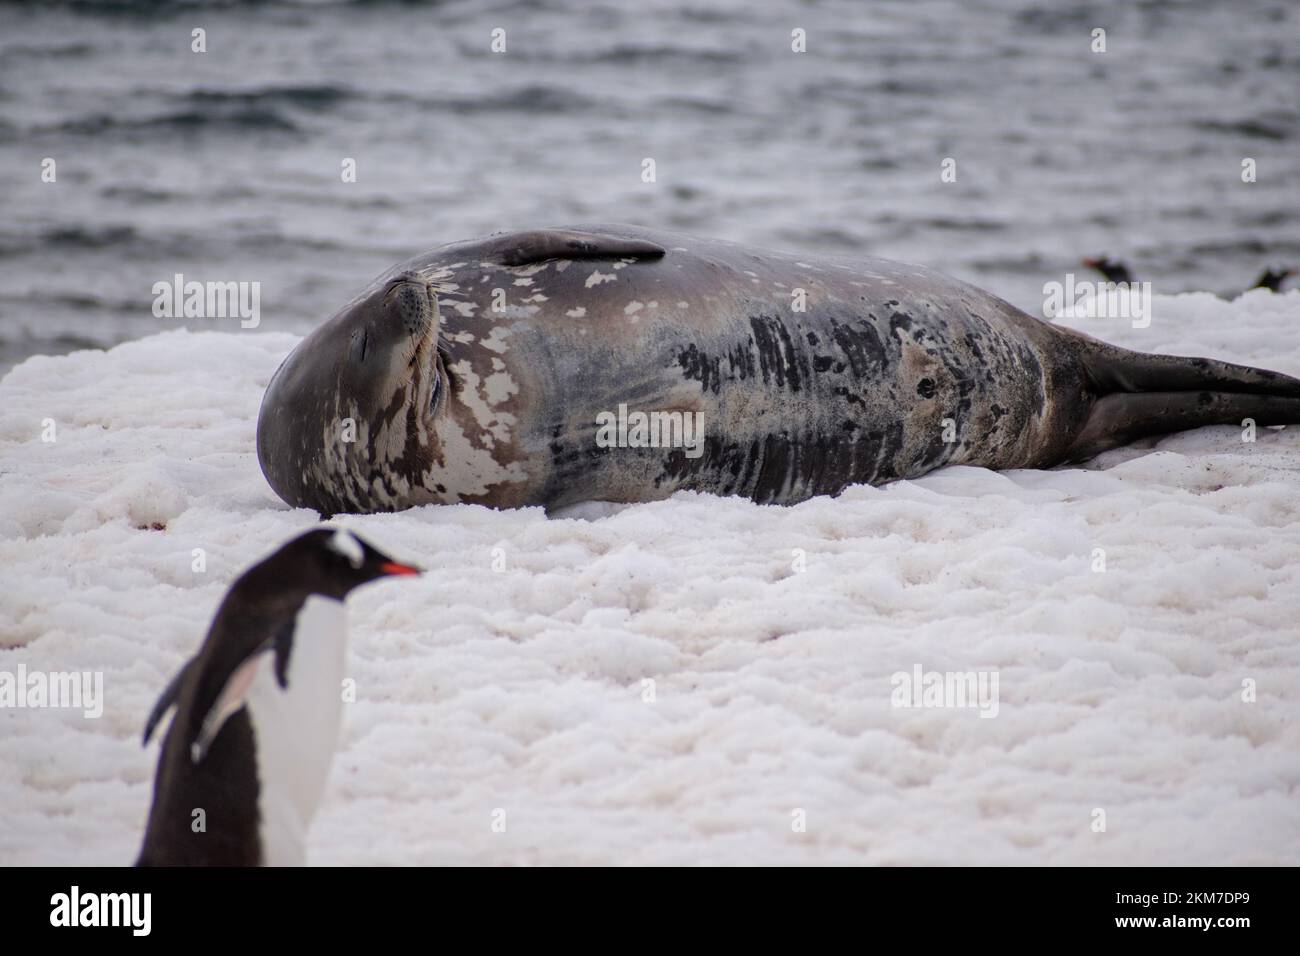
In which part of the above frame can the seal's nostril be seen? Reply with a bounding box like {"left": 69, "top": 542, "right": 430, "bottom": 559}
{"left": 384, "top": 278, "right": 433, "bottom": 337}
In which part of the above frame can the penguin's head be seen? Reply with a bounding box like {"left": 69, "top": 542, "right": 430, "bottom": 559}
{"left": 281, "top": 527, "right": 422, "bottom": 598}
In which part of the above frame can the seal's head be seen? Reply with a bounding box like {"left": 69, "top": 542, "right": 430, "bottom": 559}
{"left": 256, "top": 271, "right": 449, "bottom": 515}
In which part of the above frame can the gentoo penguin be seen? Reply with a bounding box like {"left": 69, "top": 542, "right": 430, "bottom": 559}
{"left": 136, "top": 528, "right": 420, "bottom": 866}
{"left": 1083, "top": 257, "right": 1295, "bottom": 296}
{"left": 1251, "top": 266, "right": 1295, "bottom": 292}
{"left": 1081, "top": 255, "right": 1136, "bottom": 285}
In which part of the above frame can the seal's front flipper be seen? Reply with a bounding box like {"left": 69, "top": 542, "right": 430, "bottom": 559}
{"left": 486, "top": 229, "right": 666, "bottom": 267}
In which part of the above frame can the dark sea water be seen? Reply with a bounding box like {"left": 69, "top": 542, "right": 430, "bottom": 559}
{"left": 1, "top": 0, "right": 1297, "bottom": 373}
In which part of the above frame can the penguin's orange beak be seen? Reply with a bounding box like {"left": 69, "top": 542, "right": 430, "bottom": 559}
{"left": 380, "top": 561, "right": 422, "bottom": 576}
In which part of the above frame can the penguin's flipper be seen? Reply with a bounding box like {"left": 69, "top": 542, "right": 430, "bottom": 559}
{"left": 143, "top": 659, "right": 194, "bottom": 745}
{"left": 190, "top": 649, "right": 271, "bottom": 764}
{"left": 187, "top": 619, "right": 296, "bottom": 764}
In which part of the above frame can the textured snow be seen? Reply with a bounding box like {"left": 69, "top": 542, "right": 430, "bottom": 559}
{"left": 2, "top": 291, "right": 1299, "bottom": 865}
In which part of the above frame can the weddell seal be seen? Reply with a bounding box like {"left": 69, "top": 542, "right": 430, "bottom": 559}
{"left": 256, "top": 224, "right": 1300, "bottom": 515}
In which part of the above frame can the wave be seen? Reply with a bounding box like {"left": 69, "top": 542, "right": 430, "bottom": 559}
{"left": 0, "top": 291, "right": 142, "bottom": 312}
{"left": 1193, "top": 118, "right": 1292, "bottom": 141}
{"left": 24, "top": 83, "right": 350, "bottom": 138}
{"left": 26, "top": 225, "right": 140, "bottom": 251}
{"left": 0, "top": 224, "right": 367, "bottom": 259}
{"left": 0, "top": 41, "right": 95, "bottom": 59}
{"left": 183, "top": 84, "right": 353, "bottom": 110}
{"left": 508, "top": 43, "right": 747, "bottom": 67}
{"left": 38, "top": 106, "right": 300, "bottom": 136}
{"left": 403, "top": 84, "right": 601, "bottom": 115}
{"left": 29, "top": 81, "right": 602, "bottom": 138}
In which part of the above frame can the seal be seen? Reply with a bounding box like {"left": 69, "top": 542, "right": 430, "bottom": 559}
{"left": 256, "top": 224, "right": 1300, "bottom": 515}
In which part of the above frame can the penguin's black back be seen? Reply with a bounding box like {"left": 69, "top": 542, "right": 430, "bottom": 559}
{"left": 137, "top": 707, "right": 263, "bottom": 866}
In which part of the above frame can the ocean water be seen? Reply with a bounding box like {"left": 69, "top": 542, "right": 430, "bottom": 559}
{"left": 1, "top": 0, "right": 1297, "bottom": 373}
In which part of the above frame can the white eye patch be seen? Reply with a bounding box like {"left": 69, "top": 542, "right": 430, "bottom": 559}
{"left": 327, "top": 528, "right": 365, "bottom": 568}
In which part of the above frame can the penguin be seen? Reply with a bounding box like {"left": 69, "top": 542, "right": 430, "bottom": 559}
{"left": 1251, "top": 266, "right": 1295, "bottom": 292}
{"left": 136, "top": 527, "right": 420, "bottom": 866}
{"left": 1081, "top": 255, "right": 1136, "bottom": 285}
{"left": 1082, "top": 257, "right": 1295, "bottom": 296}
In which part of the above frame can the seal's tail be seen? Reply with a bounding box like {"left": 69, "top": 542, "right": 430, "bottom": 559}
{"left": 1064, "top": 339, "right": 1300, "bottom": 460}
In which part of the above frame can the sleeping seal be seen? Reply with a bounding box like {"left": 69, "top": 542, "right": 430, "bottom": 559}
{"left": 256, "top": 224, "right": 1300, "bottom": 514}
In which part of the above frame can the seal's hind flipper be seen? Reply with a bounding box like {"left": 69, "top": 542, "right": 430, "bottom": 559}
{"left": 1064, "top": 339, "right": 1300, "bottom": 460}
{"left": 1066, "top": 390, "right": 1300, "bottom": 460}
{"left": 486, "top": 229, "right": 666, "bottom": 267}
{"left": 1078, "top": 343, "right": 1300, "bottom": 399}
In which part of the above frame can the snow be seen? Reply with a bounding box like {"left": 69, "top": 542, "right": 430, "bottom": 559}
{"left": 3, "top": 291, "right": 1300, "bottom": 865}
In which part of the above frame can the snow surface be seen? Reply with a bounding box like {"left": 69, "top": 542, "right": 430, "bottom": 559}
{"left": 2, "top": 291, "right": 1300, "bottom": 865}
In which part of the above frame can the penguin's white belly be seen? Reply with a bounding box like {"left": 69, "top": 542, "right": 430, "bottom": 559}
{"left": 246, "top": 595, "right": 348, "bottom": 866}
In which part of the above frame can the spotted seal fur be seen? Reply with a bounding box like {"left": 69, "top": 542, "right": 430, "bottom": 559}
{"left": 256, "top": 224, "right": 1300, "bottom": 514}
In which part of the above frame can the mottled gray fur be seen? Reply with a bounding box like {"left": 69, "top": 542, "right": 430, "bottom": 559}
{"left": 257, "top": 225, "right": 1300, "bottom": 514}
